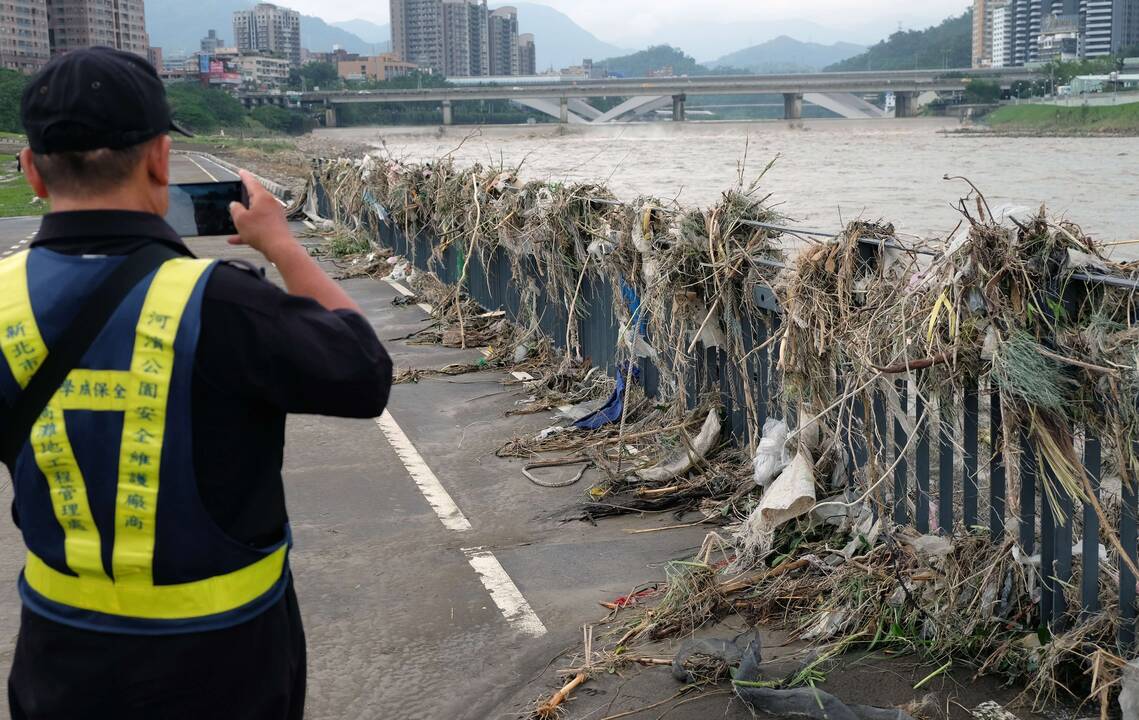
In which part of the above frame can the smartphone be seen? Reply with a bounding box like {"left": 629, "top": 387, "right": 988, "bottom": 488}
{"left": 165, "top": 181, "right": 248, "bottom": 238}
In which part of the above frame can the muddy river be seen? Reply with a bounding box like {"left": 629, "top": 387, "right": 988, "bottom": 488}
{"left": 316, "top": 118, "right": 1139, "bottom": 250}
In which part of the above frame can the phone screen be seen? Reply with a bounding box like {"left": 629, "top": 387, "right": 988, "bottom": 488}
{"left": 165, "top": 181, "right": 247, "bottom": 238}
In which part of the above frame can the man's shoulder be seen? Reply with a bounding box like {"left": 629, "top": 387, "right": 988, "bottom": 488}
{"left": 204, "top": 259, "right": 284, "bottom": 316}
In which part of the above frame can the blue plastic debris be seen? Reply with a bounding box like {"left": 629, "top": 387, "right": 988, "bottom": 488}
{"left": 574, "top": 362, "right": 640, "bottom": 430}
{"left": 621, "top": 279, "right": 648, "bottom": 336}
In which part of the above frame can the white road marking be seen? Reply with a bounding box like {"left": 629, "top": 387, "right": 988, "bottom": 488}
{"left": 375, "top": 411, "right": 471, "bottom": 532}
{"left": 463, "top": 548, "right": 548, "bottom": 637}
{"left": 201, "top": 156, "right": 240, "bottom": 181}
{"left": 384, "top": 278, "right": 415, "bottom": 297}
{"left": 373, "top": 287, "right": 546, "bottom": 636}
{"left": 184, "top": 154, "right": 219, "bottom": 182}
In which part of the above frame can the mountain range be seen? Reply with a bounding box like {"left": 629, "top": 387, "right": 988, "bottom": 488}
{"left": 143, "top": 0, "right": 898, "bottom": 76}
{"left": 145, "top": 0, "right": 382, "bottom": 55}
{"left": 338, "top": 4, "right": 632, "bottom": 71}
{"left": 707, "top": 36, "right": 866, "bottom": 73}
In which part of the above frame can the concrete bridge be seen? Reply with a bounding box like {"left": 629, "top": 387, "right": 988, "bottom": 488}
{"left": 241, "top": 68, "right": 1042, "bottom": 126}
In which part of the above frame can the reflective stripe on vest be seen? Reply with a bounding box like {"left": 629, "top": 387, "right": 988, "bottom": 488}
{"left": 0, "top": 252, "right": 287, "bottom": 621}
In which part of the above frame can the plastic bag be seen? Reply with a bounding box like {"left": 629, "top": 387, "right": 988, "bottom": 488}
{"left": 752, "top": 418, "right": 790, "bottom": 488}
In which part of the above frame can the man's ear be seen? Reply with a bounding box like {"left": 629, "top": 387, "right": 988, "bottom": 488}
{"left": 147, "top": 135, "right": 172, "bottom": 187}
{"left": 20, "top": 148, "right": 49, "bottom": 199}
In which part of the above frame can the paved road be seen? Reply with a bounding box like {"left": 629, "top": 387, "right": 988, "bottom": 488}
{"left": 0, "top": 203, "right": 715, "bottom": 718}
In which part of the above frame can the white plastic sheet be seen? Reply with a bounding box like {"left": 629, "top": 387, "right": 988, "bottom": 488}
{"left": 752, "top": 419, "right": 790, "bottom": 489}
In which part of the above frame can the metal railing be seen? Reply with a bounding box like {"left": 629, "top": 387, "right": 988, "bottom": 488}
{"left": 316, "top": 184, "right": 1139, "bottom": 650}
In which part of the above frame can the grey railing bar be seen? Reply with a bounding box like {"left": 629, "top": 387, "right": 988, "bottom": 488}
{"left": 1071, "top": 271, "right": 1139, "bottom": 291}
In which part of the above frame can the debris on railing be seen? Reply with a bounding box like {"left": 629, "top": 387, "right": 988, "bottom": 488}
{"left": 305, "top": 154, "right": 1139, "bottom": 715}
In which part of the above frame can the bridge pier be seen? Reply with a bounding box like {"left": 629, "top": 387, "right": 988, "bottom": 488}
{"left": 559, "top": 97, "right": 569, "bottom": 124}
{"left": 783, "top": 93, "right": 803, "bottom": 120}
{"left": 324, "top": 106, "right": 337, "bottom": 128}
{"left": 894, "top": 91, "right": 915, "bottom": 118}
{"left": 442, "top": 100, "right": 453, "bottom": 126}
{"left": 671, "top": 94, "right": 686, "bottom": 122}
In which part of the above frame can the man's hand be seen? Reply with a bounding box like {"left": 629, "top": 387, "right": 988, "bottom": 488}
{"left": 228, "top": 169, "right": 296, "bottom": 262}
{"left": 225, "top": 167, "right": 362, "bottom": 314}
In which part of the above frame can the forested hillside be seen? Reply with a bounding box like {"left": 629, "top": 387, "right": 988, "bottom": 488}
{"left": 826, "top": 11, "right": 972, "bottom": 71}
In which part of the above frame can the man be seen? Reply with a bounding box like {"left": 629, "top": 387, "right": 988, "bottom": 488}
{"left": 0, "top": 48, "right": 392, "bottom": 718}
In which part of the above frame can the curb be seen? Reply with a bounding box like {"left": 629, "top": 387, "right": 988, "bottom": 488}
{"left": 180, "top": 151, "right": 293, "bottom": 203}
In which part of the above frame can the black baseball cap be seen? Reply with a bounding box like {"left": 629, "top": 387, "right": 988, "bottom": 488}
{"left": 21, "top": 46, "right": 193, "bottom": 154}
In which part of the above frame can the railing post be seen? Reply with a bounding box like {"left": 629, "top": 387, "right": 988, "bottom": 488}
{"left": 1081, "top": 433, "right": 1101, "bottom": 617}
{"left": 963, "top": 382, "right": 979, "bottom": 530}
{"left": 914, "top": 377, "right": 931, "bottom": 534}
{"left": 893, "top": 379, "right": 909, "bottom": 525}
{"left": 938, "top": 390, "right": 955, "bottom": 535}
{"left": 1120, "top": 440, "right": 1138, "bottom": 648}
{"left": 989, "top": 391, "right": 1005, "bottom": 539}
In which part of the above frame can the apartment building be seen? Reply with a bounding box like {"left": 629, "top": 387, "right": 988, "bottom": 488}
{"left": 390, "top": 0, "right": 443, "bottom": 73}
{"left": 337, "top": 53, "right": 416, "bottom": 82}
{"left": 0, "top": 0, "right": 49, "bottom": 72}
{"left": 233, "top": 2, "right": 301, "bottom": 68}
{"left": 973, "top": 0, "right": 993, "bottom": 66}
{"left": 487, "top": 5, "right": 517, "bottom": 76}
{"left": 991, "top": 1, "right": 1013, "bottom": 66}
{"left": 45, "top": 0, "right": 148, "bottom": 57}
{"left": 201, "top": 28, "right": 223, "bottom": 53}
{"left": 441, "top": 0, "right": 487, "bottom": 77}
{"left": 237, "top": 52, "right": 290, "bottom": 87}
{"left": 518, "top": 32, "right": 535, "bottom": 75}
{"left": 978, "top": 0, "right": 1139, "bottom": 64}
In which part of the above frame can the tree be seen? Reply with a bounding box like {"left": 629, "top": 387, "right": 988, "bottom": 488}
{"left": 826, "top": 11, "right": 972, "bottom": 71}
{"left": 350, "top": 71, "right": 448, "bottom": 90}
{"left": 166, "top": 82, "right": 247, "bottom": 133}
{"left": 596, "top": 45, "right": 705, "bottom": 77}
{"left": 965, "top": 80, "right": 1001, "bottom": 103}
{"left": 0, "top": 69, "right": 27, "bottom": 134}
{"left": 250, "top": 105, "right": 315, "bottom": 135}
{"left": 291, "top": 62, "right": 340, "bottom": 90}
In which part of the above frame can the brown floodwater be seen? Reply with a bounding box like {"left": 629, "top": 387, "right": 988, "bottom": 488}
{"left": 315, "top": 117, "right": 1139, "bottom": 252}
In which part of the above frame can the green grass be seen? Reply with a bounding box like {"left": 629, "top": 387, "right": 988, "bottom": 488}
{"left": 984, "top": 102, "right": 1139, "bottom": 133}
{"left": 0, "top": 172, "right": 44, "bottom": 218}
{"left": 195, "top": 134, "right": 297, "bottom": 155}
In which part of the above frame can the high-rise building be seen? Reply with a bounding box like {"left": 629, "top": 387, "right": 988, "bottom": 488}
{"left": 147, "top": 45, "right": 161, "bottom": 68}
{"left": 390, "top": 0, "right": 444, "bottom": 73}
{"left": 487, "top": 5, "right": 517, "bottom": 76}
{"left": 517, "top": 32, "right": 535, "bottom": 75}
{"left": 233, "top": 3, "right": 301, "bottom": 68}
{"left": 1082, "top": 0, "right": 1139, "bottom": 55}
{"left": 991, "top": 1, "right": 1013, "bottom": 66}
{"left": 201, "top": 29, "right": 223, "bottom": 53}
{"left": 973, "top": 0, "right": 993, "bottom": 66}
{"left": 0, "top": 0, "right": 49, "bottom": 72}
{"left": 991, "top": 0, "right": 1138, "bottom": 64}
{"left": 441, "top": 0, "right": 487, "bottom": 77}
{"left": 45, "top": 0, "right": 149, "bottom": 57}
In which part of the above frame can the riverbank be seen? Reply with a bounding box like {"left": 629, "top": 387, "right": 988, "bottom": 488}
{"left": 980, "top": 102, "right": 1139, "bottom": 135}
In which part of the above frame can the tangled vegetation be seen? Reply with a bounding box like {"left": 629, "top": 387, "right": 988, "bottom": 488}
{"left": 306, "top": 154, "right": 1139, "bottom": 716}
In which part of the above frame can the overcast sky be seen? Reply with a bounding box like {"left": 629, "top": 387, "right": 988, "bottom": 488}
{"left": 303, "top": 0, "right": 973, "bottom": 45}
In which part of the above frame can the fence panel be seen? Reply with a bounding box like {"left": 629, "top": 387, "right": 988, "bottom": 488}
{"left": 336, "top": 195, "right": 1139, "bottom": 647}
